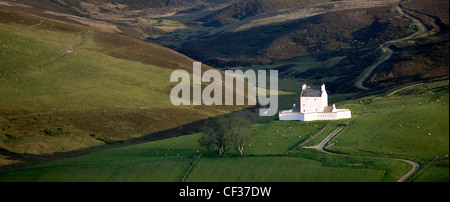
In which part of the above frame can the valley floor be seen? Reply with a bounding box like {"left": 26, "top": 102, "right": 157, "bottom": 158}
{"left": 0, "top": 86, "right": 447, "bottom": 182}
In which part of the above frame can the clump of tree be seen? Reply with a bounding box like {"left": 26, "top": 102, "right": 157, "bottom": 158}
{"left": 198, "top": 117, "right": 251, "bottom": 156}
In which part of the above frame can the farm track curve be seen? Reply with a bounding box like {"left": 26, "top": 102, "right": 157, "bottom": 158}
{"left": 355, "top": 4, "right": 429, "bottom": 90}
{"left": 301, "top": 117, "right": 420, "bottom": 182}
{"left": 343, "top": 5, "right": 430, "bottom": 180}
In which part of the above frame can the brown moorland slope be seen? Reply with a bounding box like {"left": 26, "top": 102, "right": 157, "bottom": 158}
{"left": 367, "top": 0, "right": 449, "bottom": 87}
{"left": 198, "top": 0, "right": 332, "bottom": 27}
{"left": 179, "top": 5, "right": 415, "bottom": 67}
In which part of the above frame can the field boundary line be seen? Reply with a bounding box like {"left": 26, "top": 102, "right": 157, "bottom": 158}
{"left": 181, "top": 154, "right": 202, "bottom": 182}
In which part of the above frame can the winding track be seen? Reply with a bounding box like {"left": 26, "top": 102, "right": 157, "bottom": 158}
{"left": 396, "top": 159, "right": 420, "bottom": 182}
{"left": 343, "top": 5, "right": 429, "bottom": 180}
{"left": 355, "top": 44, "right": 393, "bottom": 90}
{"left": 355, "top": 4, "right": 429, "bottom": 90}
{"left": 303, "top": 126, "right": 346, "bottom": 156}
{"left": 302, "top": 121, "right": 420, "bottom": 182}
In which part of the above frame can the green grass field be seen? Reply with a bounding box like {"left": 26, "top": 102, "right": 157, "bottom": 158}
{"left": 329, "top": 93, "right": 449, "bottom": 161}
{"left": 0, "top": 125, "right": 411, "bottom": 182}
{"left": 186, "top": 153, "right": 409, "bottom": 182}
{"left": 245, "top": 121, "right": 324, "bottom": 155}
{"left": 2, "top": 80, "right": 447, "bottom": 182}
{"left": 326, "top": 87, "right": 449, "bottom": 181}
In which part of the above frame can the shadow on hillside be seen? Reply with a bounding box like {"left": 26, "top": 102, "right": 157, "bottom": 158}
{"left": 0, "top": 106, "right": 269, "bottom": 173}
{"left": 0, "top": 87, "right": 380, "bottom": 173}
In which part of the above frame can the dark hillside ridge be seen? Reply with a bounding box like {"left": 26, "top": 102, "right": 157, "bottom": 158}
{"left": 93, "top": 0, "right": 198, "bottom": 9}
{"left": 11, "top": 0, "right": 200, "bottom": 16}
{"left": 179, "top": 5, "right": 413, "bottom": 67}
{"left": 11, "top": 0, "right": 85, "bottom": 16}
{"left": 198, "top": 0, "right": 331, "bottom": 27}
{"left": 367, "top": 0, "right": 449, "bottom": 88}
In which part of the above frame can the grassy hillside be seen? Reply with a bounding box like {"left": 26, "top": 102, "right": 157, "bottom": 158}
{"left": 0, "top": 5, "right": 245, "bottom": 169}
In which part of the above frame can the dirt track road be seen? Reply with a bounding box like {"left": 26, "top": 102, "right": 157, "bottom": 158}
{"left": 302, "top": 123, "right": 420, "bottom": 182}
{"left": 355, "top": 4, "right": 429, "bottom": 90}
{"left": 355, "top": 43, "right": 393, "bottom": 90}
{"left": 396, "top": 159, "right": 420, "bottom": 182}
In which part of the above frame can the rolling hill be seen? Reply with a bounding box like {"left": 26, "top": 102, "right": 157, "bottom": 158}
{"left": 366, "top": 0, "right": 449, "bottom": 88}
{"left": 179, "top": 5, "right": 415, "bottom": 67}
{"left": 158, "top": 0, "right": 448, "bottom": 94}
{"left": 0, "top": 4, "right": 245, "bottom": 170}
{"left": 198, "top": 0, "right": 332, "bottom": 27}
{"left": 10, "top": 0, "right": 199, "bottom": 12}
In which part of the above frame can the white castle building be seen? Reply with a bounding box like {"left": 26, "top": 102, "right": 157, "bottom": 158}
{"left": 278, "top": 84, "right": 351, "bottom": 121}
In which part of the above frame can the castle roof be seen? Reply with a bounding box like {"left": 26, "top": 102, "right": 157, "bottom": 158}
{"left": 301, "top": 86, "right": 322, "bottom": 97}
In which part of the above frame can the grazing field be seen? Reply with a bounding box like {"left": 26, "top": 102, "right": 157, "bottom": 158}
{"left": 328, "top": 91, "right": 449, "bottom": 161}
{"left": 245, "top": 121, "right": 324, "bottom": 155}
{"left": 1, "top": 81, "right": 447, "bottom": 182}
{"left": 186, "top": 153, "right": 409, "bottom": 182}
{"left": 326, "top": 81, "right": 449, "bottom": 181}
{"left": 0, "top": 133, "right": 209, "bottom": 182}
{"left": 0, "top": 113, "right": 414, "bottom": 182}
{"left": 0, "top": 126, "right": 410, "bottom": 182}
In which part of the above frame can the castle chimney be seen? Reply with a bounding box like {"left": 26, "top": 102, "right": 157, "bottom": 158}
{"left": 321, "top": 83, "right": 326, "bottom": 92}
{"left": 302, "top": 84, "right": 307, "bottom": 90}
